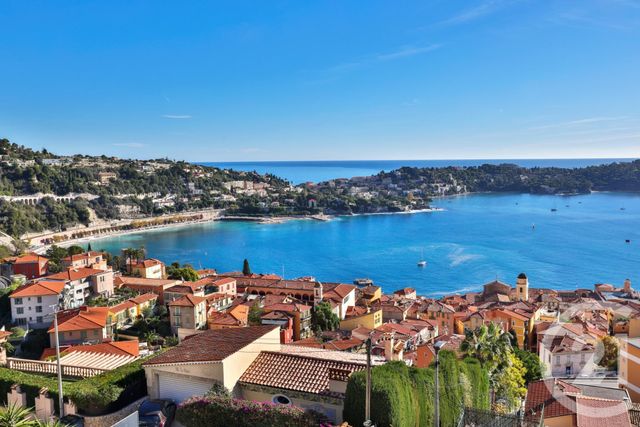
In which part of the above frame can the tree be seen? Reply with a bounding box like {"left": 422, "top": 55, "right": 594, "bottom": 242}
{"left": 248, "top": 303, "right": 263, "bottom": 326}
{"left": 460, "top": 323, "right": 512, "bottom": 375}
{"left": 0, "top": 404, "right": 35, "bottom": 427}
{"left": 67, "top": 245, "right": 84, "bottom": 256}
{"left": 311, "top": 301, "right": 340, "bottom": 334}
{"left": 242, "top": 258, "right": 252, "bottom": 276}
{"left": 45, "top": 245, "right": 68, "bottom": 273}
{"left": 597, "top": 335, "right": 619, "bottom": 369}
{"left": 166, "top": 263, "right": 199, "bottom": 281}
{"left": 494, "top": 352, "right": 527, "bottom": 411}
{"left": 87, "top": 242, "right": 92, "bottom": 252}
{"left": 514, "top": 348, "right": 544, "bottom": 384}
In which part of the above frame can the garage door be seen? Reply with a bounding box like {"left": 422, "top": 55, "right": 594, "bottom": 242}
{"left": 158, "top": 372, "right": 213, "bottom": 403}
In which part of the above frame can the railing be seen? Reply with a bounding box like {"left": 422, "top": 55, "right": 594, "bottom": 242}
{"left": 6, "top": 358, "right": 109, "bottom": 378}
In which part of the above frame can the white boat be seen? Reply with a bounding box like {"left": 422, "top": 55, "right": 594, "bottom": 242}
{"left": 417, "top": 249, "right": 427, "bottom": 267}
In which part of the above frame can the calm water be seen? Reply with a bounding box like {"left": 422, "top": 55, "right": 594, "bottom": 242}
{"left": 203, "top": 159, "right": 637, "bottom": 184}
{"left": 94, "top": 192, "right": 640, "bottom": 296}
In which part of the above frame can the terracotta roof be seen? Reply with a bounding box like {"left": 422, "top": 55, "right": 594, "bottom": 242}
{"left": 130, "top": 293, "right": 158, "bottom": 304}
{"left": 115, "top": 276, "right": 179, "bottom": 288}
{"left": 131, "top": 258, "right": 163, "bottom": 269}
{"left": 263, "top": 302, "right": 311, "bottom": 313}
{"left": 12, "top": 253, "right": 48, "bottom": 264}
{"left": 49, "top": 306, "right": 109, "bottom": 333}
{"left": 143, "top": 325, "right": 279, "bottom": 365}
{"left": 62, "top": 252, "right": 103, "bottom": 262}
{"left": 575, "top": 395, "right": 631, "bottom": 427}
{"left": 110, "top": 300, "right": 137, "bottom": 313}
{"left": 168, "top": 294, "right": 207, "bottom": 307}
{"left": 239, "top": 350, "right": 366, "bottom": 396}
{"left": 45, "top": 267, "right": 106, "bottom": 281}
{"left": 208, "top": 311, "right": 245, "bottom": 326}
{"left": 10, "top": 281, "right": 64, "bottom": 298}
{"left": 212, "top": 277, "right": 236, "bottom": 286}
{"left": 0, "top": 331, "right": 12, "bottom": 340}
{"left": 525, "top": 379, "right": 580, "bottom": 419}
{"left": 42, "top": 340, "right": 139, "bottom": 359}
{"left": 323, "top": 337, "right": 364, "bottom": 351}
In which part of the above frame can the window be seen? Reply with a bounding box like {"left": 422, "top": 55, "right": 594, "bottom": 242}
{"left": 37, "top": 296, "right": 42, "bottom": 303}
{"left": 14, "top": 298, "right": 23, "bottom": 305}
{"left": 272, "top": 395, "right": 291, "bottom": 405}
{"left": 80, "top": 331, "right": 87, "bottom": 340}
{"left": 16, "top": 318, "right": 26, "bottom": 325}
{"left": 16, "top": 307, "right": 24, "bottom": 314}
{"left": 555, "top": 355, "right": 560, "bottom": 365}
{"left": 36, "top": 316, "right": 43, "bottom": 324}
{"left": 35, "top": 306, "right": 42, "bottom": 313}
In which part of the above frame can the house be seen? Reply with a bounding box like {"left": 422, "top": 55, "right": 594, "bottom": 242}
{"left": 45, "top": 267, "right": 115, "bottom": 307}
{"left": 358, "top": 285, "right": 382, "bottom": 305}
{"left": 538, "top": 324, "right": 597, "bottom": 378}
{"left": 168, "top": 294, "right": 208, "bottom": 339}
{"left": 425, "top": 301, "right": 456, "bottom": 336}
{"left": 2, "top": 253, "right": 49, "bottom": 279}
{"left": 619, "top": 336, "right": 640, "bottom": 401}
{"left": 340, "top": 306, "right": 383, "bottom": 331}
{"left": 129, "top": 258, "right": 166, "bottom": 279}
{"left": 9, "top": 281, "right": 64, "bottom": 327}
{"left": 142, "top": 326, "right": 281, "bottom": 402}
{"left": 49, "top": 306, "right": 110, "bottom": 345}
{"left": 524, "top": 378, "right": 631, "bottom": 427}
{"left": 260, "top": 311, "right": 295, "bottom": 343}
{"left": 238, "top": 345, "right": 378, "bottom": 425}
{"left": 61, "top": 252, "right": 108, "bottom": 271}
{"left": 262, "top": 301, "right": 312, "bottom": 340}
{"left": 393, "top": 287, "right": 417, "bottom": 300}
{"left": 98, "top": 171, "right": 117, "bottom": 184}
{"left": 115, "top": 276, "right": 181, "bottom": 304}
{"left": 163, "top": 283, "right": 205, "bottom": 304}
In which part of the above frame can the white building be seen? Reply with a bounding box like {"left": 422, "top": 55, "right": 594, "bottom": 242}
{"left": 9, "top": 281, "right": 64, "bottom": 327}
{"left": 539, "top": 324, "right": 598, "bottom": 378}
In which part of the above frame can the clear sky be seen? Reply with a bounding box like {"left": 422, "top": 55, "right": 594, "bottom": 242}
{"left": 1, "top": 1, "right": 639, "bottom": 161}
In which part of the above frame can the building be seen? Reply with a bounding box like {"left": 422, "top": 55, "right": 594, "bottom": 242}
{"left": 515, "top": 272, "right": 529, "bottom": 301}
{"left": 9, "top": 281, "right": 64, "bottom": 327}
{"left": 129, "top": 259, "right": 166, "bottom": 279}
{"left": 239, "top": 345, "right": 379, "bottom": 425}
{"left": 619, "top": 336, "right": 640, "bottom": 401}
{"left": 142, "top": 326, "right": 281, "bottom": 401}
{"left": 45, "top": 267, "right": 115, "bottom": 308}
{"left": 2, "top": 253, "right": 49, "bottom": 279}
{"left": 49, "top": 306, "right": 110, "bottom": 346}
{"left": 115, "top": 276, "right": 181, "bottom": 304}
{"left": 538, "top": 324, "right": 597, "bottom": 378}
{"left": 340, "top": 306, "right": 383, "bottom": 331}
{"left": 262, "top": 301, "right": 312, "bottom": 340}
{"left": 168, "top": 294, "right": 208, "bottom": 339}
{"left": 98, "top": 171, "right": 117, "bottom": 184}
{"left": 524, "top": 378, "right": 631, "bottom": 427}
{"left": 61, "top": 252, "right": 107, "bottom": 270}
{"left": 415, "top": 334, "right": 465, "bottom": 368}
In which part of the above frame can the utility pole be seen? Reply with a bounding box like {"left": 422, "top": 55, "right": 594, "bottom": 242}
{"left": 364, "top": 336, "right": 372, "bottom": 427}
{"left": 434, "top": 341, "right": 445, "bottom": 427}
{"left": 50, "top": 304, "right": 65, "bottom": 418}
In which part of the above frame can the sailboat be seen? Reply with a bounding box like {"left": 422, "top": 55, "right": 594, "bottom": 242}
{"left": 417, "top": 249, "right": 427, "bottom": 267}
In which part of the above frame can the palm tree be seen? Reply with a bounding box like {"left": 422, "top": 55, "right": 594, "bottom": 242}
{"left": 0, "top": 405, "right": 36, "bottom": 427}
{"left": 460, "top": 323, "right": 512, "bottom": 374}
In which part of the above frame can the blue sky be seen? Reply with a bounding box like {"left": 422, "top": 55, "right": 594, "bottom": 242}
{"left": 1, "top": 1, "right": 639, "bottom": 161}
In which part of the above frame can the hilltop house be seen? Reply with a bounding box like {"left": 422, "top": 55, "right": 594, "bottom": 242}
{"left": 61, "top": 252, "right": 108, "bottom": 271}
{"left": 9, "top": 281, "right": 64, "bottom": 327}
{"left": 45, "top": 267, "right": 115, "bottom": 308}
{"left": 129, "top": 258, "right": 166, "bottom": 279}
{"left": 49, "top": 306, "right": 111, "bottom": 346}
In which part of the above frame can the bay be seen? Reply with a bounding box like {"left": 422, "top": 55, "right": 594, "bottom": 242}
{"left": 93, "top": 192, "right": 640, "bottom": 296}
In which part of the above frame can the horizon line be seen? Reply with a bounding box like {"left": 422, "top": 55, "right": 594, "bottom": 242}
{"left": 198, "top": 156, "right": 639, "bottom": 164}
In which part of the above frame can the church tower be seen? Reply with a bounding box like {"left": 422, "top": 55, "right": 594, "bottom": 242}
{"left": 516, "top": 273, "right": 529, "bottom": 301}
{"left": 314, "top": 281, "right": 323, "bottom": 304}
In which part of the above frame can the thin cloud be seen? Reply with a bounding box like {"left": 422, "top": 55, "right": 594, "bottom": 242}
{"left": 112, "top": 142, "right": 147, "bottom": 148}
{"left": 162, "top": 114, "right": 192, "bottom": 119}
{"left": 438, "top": 0, "right": 511, "bottom": 26}
{"left": 376, "top": 44, "right": 442, "bottom": 61}
{"left": 529, "top": 116, "right": 629, "bottom": 131}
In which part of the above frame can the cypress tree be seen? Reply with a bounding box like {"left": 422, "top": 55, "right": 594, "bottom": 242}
{"left": 242, "top": 259, "right": 252, "bottom": 276}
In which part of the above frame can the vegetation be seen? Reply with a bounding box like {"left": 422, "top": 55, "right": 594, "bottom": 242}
{"left": 311, "top": 301, "right": 340, "bottom": 334}
{"left": 166, "top": 262, "right": 199, "bottom": 281}
{"left": 247, "top": 302, "right": 263, "bottom": 326}
{"left": 242, "top": 258, "right": 252, "bottom": 276}
{"left": 514, "top": 348, "right": 544, "bottom": 384}
{"left": 343, "top": 355, "right": 490, "bottom": 427}
{"left": 177, "top": 395, "right": 331, "bottom": 427}
{"left": 597, "top": 335, "right": 620, "bottom": 369}
{"left": 461, "top": 324, "right": 527, "bottom": 411}
{"left": 0, "top": 404, "right": 69, "bottom": 427}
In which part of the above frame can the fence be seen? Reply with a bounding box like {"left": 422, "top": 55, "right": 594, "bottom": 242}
{"left": 457, "top": 407, "right": 543, "bottom": 427}
{"left": 6, "top": 358, "right": 108, "bottom": 378}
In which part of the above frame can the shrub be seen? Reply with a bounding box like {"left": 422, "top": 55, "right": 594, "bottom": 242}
{"left": 0, "top": 368, "right": 63, "bottom": 413}
{"left": 177, "top": 395, "right": 330, "bottom": 427}
{"left": 343, "top": 351, "right": 490, "bottom": 427}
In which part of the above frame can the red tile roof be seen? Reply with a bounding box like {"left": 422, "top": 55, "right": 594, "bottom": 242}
{"left": 12, "top": 253, "right": 48, "bottom": 264}
{"left": 10, "top": 281, "right": 64, "bottom": 298}
{"left": 131, "top": 259, "right": 163, "bottom": 269}
{"left": 575, "top": 395, "right": 631, "bottom": 427}
{"left": 45, "top": 267, "right": 105, "bottom": 281}
{"left": 130, "top": 293, "right": 158, "bottom": 304}
{"left": 49, "top": 306, "right": 109, "bottom": 333}
{"left": 525, "top": 379, "right": 580, "bottom": 419}
{"left": 239, "top": 350, "right": 366, "bottom": 396}
{"left": 168, "top": 294, "right": 207, "bottom": 307}
{"left": 143, "top": 325, "right": 279, "bottom": 365}
{"left": 62, "top": 252, "right": 103, "bottom": 262}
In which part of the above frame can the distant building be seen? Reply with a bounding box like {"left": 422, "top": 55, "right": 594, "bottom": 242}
{"left": 130, "top": 258, "right": 166, "bottom": 279}
{"left": 61, "top": 252, "right": 107, "bottom": 270}
{"left": 49, "top": 306, "right": 111, "bottom": 346}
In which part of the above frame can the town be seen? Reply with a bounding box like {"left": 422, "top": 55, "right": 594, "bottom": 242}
{"left": 0, "top": 247, "right": 638, "bottom": 426}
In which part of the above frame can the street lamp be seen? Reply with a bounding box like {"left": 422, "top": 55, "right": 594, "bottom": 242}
{"left": 48, "top": 304, "right": 65, "bottom": 418}
{"left": 434, "top": 340, "right": 446, "bottom": 427}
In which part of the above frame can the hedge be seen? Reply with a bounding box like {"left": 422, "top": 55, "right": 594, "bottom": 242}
{"left": 0, "top": 355, "right": 149, "bottom": 416}
{"left": 343, "top": 351, "right": 490, "bottom": 427}
{"left": 177, "top": 395, "right": 331, "bottom": 427}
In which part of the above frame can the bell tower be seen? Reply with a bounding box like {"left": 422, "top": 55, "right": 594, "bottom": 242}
{"left": 314, "top": 281, "right": 323, "bottom": 304}
{"left": 516, "top": 273, "right": 529, "bottom": 301}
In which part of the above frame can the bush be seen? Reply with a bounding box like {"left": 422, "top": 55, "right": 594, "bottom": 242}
{"left": 0, "top": 368, "right": 63, "bottom": 413}
{"left": 344, "top": 352, "right": 490, "bottom": 427}
{"left": 177, "top": 395, "right": 330, "bottom": 427}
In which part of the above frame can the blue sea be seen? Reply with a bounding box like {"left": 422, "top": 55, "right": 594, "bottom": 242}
{"left": 93, "top": 192, "right": 640, "bottom": 297}
{"left": 202, "top": 158, "right": 637, "bottom": 184}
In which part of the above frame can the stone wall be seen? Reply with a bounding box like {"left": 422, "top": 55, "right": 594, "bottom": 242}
{"left": 83, "top": 397, "right": 146, "bottom": 427}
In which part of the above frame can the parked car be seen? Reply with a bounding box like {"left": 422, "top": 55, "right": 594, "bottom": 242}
{"left": 59, "top": 414, "right": 84, "bottom": 427}
{"left": 138, "top": 399, "right": 177, "bottom": 427}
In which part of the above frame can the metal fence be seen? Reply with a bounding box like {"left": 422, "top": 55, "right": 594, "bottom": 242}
{"left": 457, "top": 408, "right": 543, "bottom": 427}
